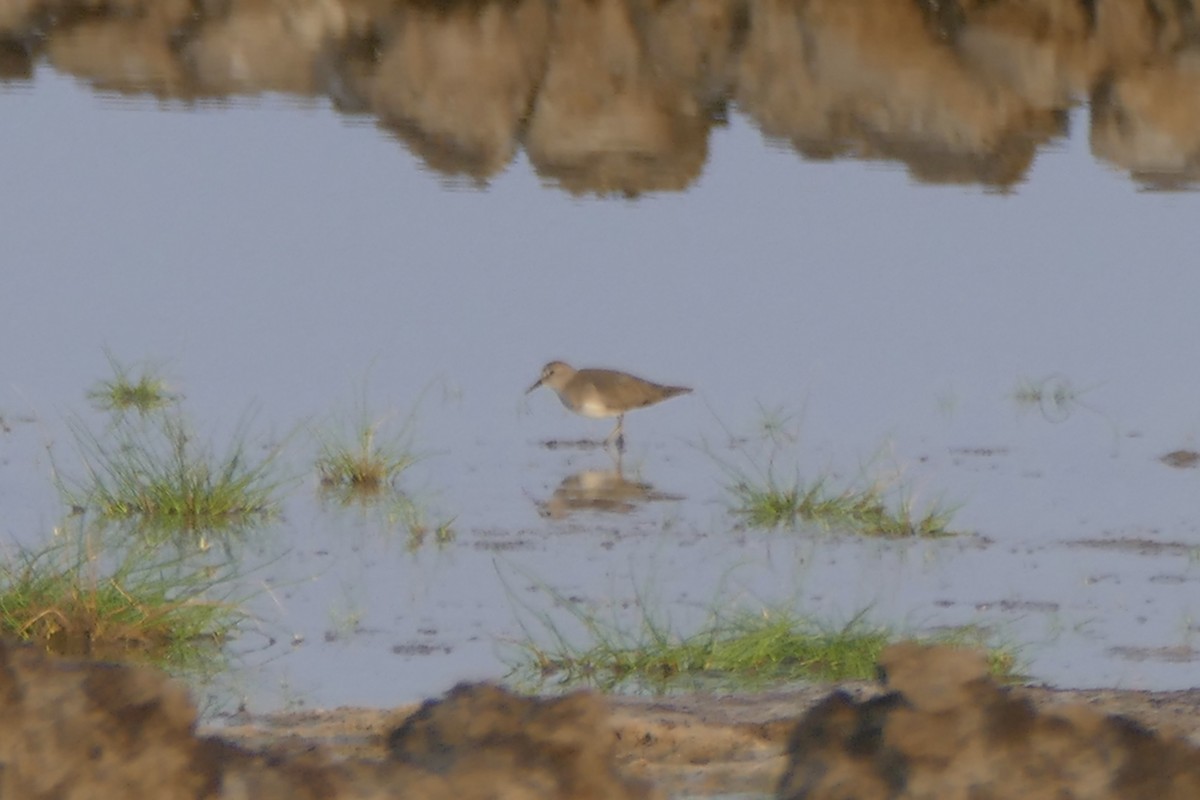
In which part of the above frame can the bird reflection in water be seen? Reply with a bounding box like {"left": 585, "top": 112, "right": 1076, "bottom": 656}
{"left": 536, "top": 451, "right": 684, "bottom": 519}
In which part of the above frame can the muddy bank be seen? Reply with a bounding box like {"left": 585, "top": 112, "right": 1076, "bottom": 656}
{"left": 2, "top": 0, "right": 1198, "bottom": 191}
{"left": 5, "top": 637, "right": 1200, "bottom": 799}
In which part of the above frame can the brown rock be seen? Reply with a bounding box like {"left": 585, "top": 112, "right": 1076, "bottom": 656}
{"left": 0, "top": 639, "right": 656, "bottom": 800}
{"left": 777, "top": 643, "right": 1200, "bottom": 800}
{"left": 388, "top": 682, "right": 660, "bottom": 800}
{"left": 0, "top": 638, "right": 225, "bottom": 800}
{"left": 0, "top": 0, "right": 38, "bottom": 35}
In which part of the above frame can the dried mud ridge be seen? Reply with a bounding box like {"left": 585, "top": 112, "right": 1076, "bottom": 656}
{"left": 4, "top": 640, "right": 1200, "bottom": 799}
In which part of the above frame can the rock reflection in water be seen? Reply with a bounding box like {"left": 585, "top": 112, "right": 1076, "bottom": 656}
{"left": 5, "top": 0, "right": 1200, "bottom": 190}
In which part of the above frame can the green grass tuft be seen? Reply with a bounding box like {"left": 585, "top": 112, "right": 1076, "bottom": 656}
{"left": 313, "top": 386, "right": 425, "bottom": 499}
{"left": 731, "top": 473, "right": 958, "bottom": 537}
{"left": 524, "top": 609, "right": 894, "bottom": 687}
{"left": 313, "top": 395, "right": 455, "bottom": 548}
{"left": 506, "top": 584, "right": 1017, "bottom": 691}
{"left": 713, "top": 409, "right": 961, "bottom": 538}
{"left": 87, "top": 353, "right": 179, "bottom": 415}
{"left": 1011, "top": 374, "right": 1095, "bottom": 424}
{"left": 62, "top": 410, "right": 282, "bottom": 535}
{"left": 390, "top": 495, "right": 457, "bottom": 552}
{"left": 315, "top": 418, "right": 417, "bottom": 493}
{"left": 0, "top": 524, "right": 241, "bottom": 669}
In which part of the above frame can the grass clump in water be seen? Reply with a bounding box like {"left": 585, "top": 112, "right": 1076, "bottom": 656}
{"left": 1011, "top": 374, "right": 1088, "bottom": 423}
{"left": 389, "top": 494, "right": 456, "bottom": 551}
{"left": 315, "top": 415, "right": 417, "bottom": 495}
{"left": 63, "top": 410, "right": 282, "bottom": 535}
{"left": 0, "top": 524, "right": 240, "bottom": 669}
{"left": 507, "top": 586, "right": 1017, "bottom": 690}
{"left": 731, "top": 473, "right": 958, "bottom": 537}
{"left": 87, "top": 352, "right": 179, "bottom": 415}
{"left": 317, "top": 476, "right": 457, "bottom": 551}
{"left": 716, "top": 408, "right": 960, "bottom": 537}
{"left": 313, "top": 395, "right": 455, "bottom": 548}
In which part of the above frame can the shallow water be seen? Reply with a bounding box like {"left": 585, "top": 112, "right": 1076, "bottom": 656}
{"left": 3, "top": 3, "right": 1200, "bottom": 713}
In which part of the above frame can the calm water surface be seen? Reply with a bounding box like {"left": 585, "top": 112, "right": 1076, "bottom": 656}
{"left": 3, "top": 52, "right": 1200, "bottom": 712}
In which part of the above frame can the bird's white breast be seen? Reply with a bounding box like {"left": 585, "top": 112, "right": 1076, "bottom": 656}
{"left": 560, "top": 393, "right": 618, "bottom": 418}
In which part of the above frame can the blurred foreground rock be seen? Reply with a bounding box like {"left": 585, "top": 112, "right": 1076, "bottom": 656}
{"left": 387, "top": 682, "right": 656, "bottom": 799}
{"left": 4, "top": 637, "right": 1200, "bottom": 799}
{"left": 0, "top": 639, "right": 657, "bottom": 800}
{"left": 778, "top": 642, "right": 1200, "bottom": 800}
{"left": 0, "top": 637, "right": 228, "bottom": 799}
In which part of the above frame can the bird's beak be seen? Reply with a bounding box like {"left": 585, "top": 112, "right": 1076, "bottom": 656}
{"left": 525, "top": 377, "right": 543, "bottom": 395}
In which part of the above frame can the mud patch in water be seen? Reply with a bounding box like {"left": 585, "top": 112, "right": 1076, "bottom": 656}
{"left": 1160, "top": 449, "right": 1200, "bottom": 469}
{"left": 973, "top": 599, "right": 1061, "bottom": 613}
{"left": 1108, "top": 645, "right": 1199, "bottom": 664}
{"left": 1066, "top": 538, "right": 1197, "bottom": 557}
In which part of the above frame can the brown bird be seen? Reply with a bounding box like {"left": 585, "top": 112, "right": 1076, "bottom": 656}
{"left": 526, "top": 361, "right": 692, "bottom": 449}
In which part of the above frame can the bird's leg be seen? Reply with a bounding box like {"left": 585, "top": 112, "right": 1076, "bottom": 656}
{"left": 605, "top": 415, "right": 626, "bottom": 452}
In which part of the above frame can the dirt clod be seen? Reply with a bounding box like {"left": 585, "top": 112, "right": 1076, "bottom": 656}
{"left": 388, "top": 682, "right": 659, "bottom": 799}
{"left": 778, "top": 642, "right": 1200, "bottom": 800}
